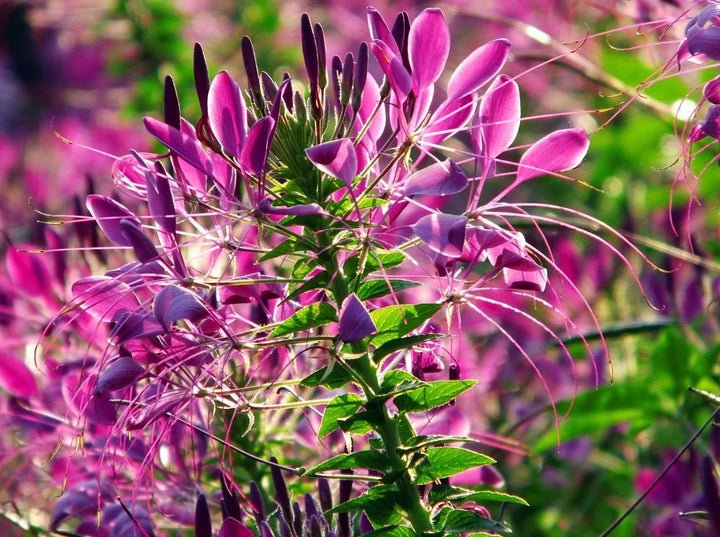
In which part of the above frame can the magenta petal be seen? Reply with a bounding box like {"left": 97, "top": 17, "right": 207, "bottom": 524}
{"left": 143, "top": 117, "right": 215, "bottom": 177}
{"left": 367, "top": 7, "right": 401, "bottom": 58}
{"left": 71, "top": 276, "right": 141, "bottom": 321}
{"left": 0, "top": 353, "right": 37, "bottom": 398}
{"left": 705, "top": 76, "right": 720, "bottom": 104}
{"left": 208, "top": 71, "right": 247, "bottom": 159}
{"left": 496, "top": 250, "right": 548, "bottom": 292}
{"left": 240, "top": 116, "right": 275, "bottom": 176}
{"left": 422, "top": 93, "right": 476, "bottom": 147}
{"left": 6, "top": 245, "right": 52, "bottom": 299}
{"left": 218, "top": 518, "right": 254, "bottom": 537}
{"left": 145, "top": 170, "right": 176, "bottom": 235}
{"left": 370, "top": 40, "right": 411, "bottom": 101}
{"left": 516, "top": 128, "right": 589, "bottom": 183}
{"left": 478, "top": 75, "right": 520, "bottom": 159}
{"left": 404, "top": 159, "right": 468, "bottom": 196}
{"left": 119, "top": 219, "right": 159, "bottom": 263}
{"left": 95, "top": 356, "right": 145, "bottom": 394}
{"left": 87, "top": 195, "right": 142, "bottom": 246}
{"left": 153, "top": 285, "right": 209, "bottom": 331}
{"left": 409, "top": 8, "right": 450, "bottom": 91}
{"left": 305, "top": 138, "right": 358, "bottom": 186}
{"left": 338, "top": 293, "right": 377, "bottom": 343}
{"left": 447, "top": 39, "right": 511, "bottom": 101}
{"left": 413, "top": 213, "right": 467, "bottom": 258}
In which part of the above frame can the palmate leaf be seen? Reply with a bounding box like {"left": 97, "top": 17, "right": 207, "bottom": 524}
{"left": 268, "top": 302, "right": 337, "bottom": 338}
{"left": 414, "top": 447, "right": 495, "bottom": 485}
{"left": 393, "top": 380, "right": 476, "bottom": 413}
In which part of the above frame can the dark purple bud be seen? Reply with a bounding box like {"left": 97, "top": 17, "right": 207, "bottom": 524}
{"left": 218, "top": 518, "right": 254, "bottom": 537}
{"left": 242, "top": 36, "right": 263, "bottom": 108}
{"left": 119, "top": 219, "right": 159, "bottom": 263}
{"left": 338, "top": 293, "right": 377, "bottom": 343}
{"left": 337, "top": 476, "right": 352, "bottom": 537}
{"left": 701, "top": 456, "right": 720, "bottom": 534}
{"left": 318, "top": 478, "right": 332, "bottom": 513}
{"left": 352, "top": 43, "right": 368, "bottom": 113}
{"left": 359, "top": 513, "right": 374, "bottom": 535}
{"left": 195, "top": 494, "right": 212, "bottom": 537}
{"left": 261, "top": 71, "right": 277, "bottom": 101}
{"left": 271, "top": 457, "right": 293, "bottom": 523}
{"left": 413, "top": 213, "right": 467, "bottom": 258}
{"left": 281, "top": 73, "right": 293, "bottom": 112}
{"left": 301, "top": 14, "right": 319, "bottom": 87}
{"left": 305, "top": 493, "right": 319, "bottom": 520}
{"left": 278, "top": 512, "right": 292, "bottom": 537}
{"left": 292, "top": 502, "right": 303, "bottom": 536}
{"left": 164, "top": 75, "right": 181, "bottom": 130}
{"left": 341, "top": 53, "right": 354, "bottom": 108}
{"left": 403, "top": 159, "right": 468, "bottom": 197}
{"left": 331, "top": 55, "right": 343, "bottom": 112}
{"left": 307, "top": 514, "right": 323, "bottom": 537}
{"left": 249, "top": 481, "right": 266, "bottom": 524}
{"left": 221, "top": 477, "right": 243, "bottom": 521}
{"left": 95, "top": 355, "right": 145, "bottom": 395}
{"left": 152, "top": 284, "right": 209, "bottom": 331}
{"left": 194, "top": 43, "right": 211, "bottom": 117}
{"left": 391, "top": 12, "right": 411, "bottom": 71}
{"left": 259, "top": 521, "right": 275, "bottom": 537}
{"left": 294, "top": 91, "right": 308, "bottom": 121}
{"left": 314, "top": 23, "right": 327, "bottom": 90}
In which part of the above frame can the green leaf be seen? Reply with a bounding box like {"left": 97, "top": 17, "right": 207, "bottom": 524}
{"left": 330, "top": 485, "right": 404, "bottom": 526}
{"left": 373, "top": 334, "right": 444, "bottom": 364}
{"left": 370, "top": 304, "right": 442, "bottom": 346}
{"left": 318, "top": 394, "right": 364, "bottom": 438}
{"left": 357, "top": 279, "right": 421, "bottom": 301}
{"left": 268, "top": 302, "right": 337, "bottom": 338}
{"left": 434, "top": 507, "right": 510, "bottom": 534}
{"left": 286, "top": 270, "right": 330, "bottom": 301}
{"left": 428, "top": 484, "right": 528, "bottom": 507}
{"left": 258, "top": 238, "right": 299, "bottom": 262}
{"left": 415, "top": 447, "right": 495, "bottom": 485}
{"left": 305, "top": 450, "right": 389, "bottom": 474}
{"left": 394, "top": 380, "right": 476, "bottom": 413}
{"left": 301, "top": 365, "right": 354, "bottom": 389}
{"left": 362, "top": 526, "right": 415, "bottom": 537}
{"left": 338, "top": 410, "right": 378, "bottom": 435}
{"left": 381, "top": 370, "right": 419, "bottom": 390}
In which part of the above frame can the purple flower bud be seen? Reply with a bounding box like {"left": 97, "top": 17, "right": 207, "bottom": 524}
{"left": 249, "top": 481, "right": 266, "bottom": 524}
{"left": 242, "top": 36, "right": 263, "bottom": 108}
{"left": 302, "top": 14, "right": 319, "bottom": 87}
{"left": 318, "top": 478, "right": 332, "bottom": 513}
{"left": 221, "top": 477, "right": 242, "bottom": 521}
{"left": 338, "top": 293, "right": 377, "bottom": 343}
{"left": 195, "top": 494, "right": 212, "bottom": 537}
{"left": 218, "top": 518, "right": 254, "bottom": 537}
{"left": 164, "top": 75, "right": 181, "bottom": 130}
{"left": 701, "top": 456, "right": 720, "bottom": 534}
{"left": 341, "top": 53, "right": 354, "bottom": 108}
{"left": 271, "top": 457, "right": 293, "bottom": 524}
{"left": 194, "top": 43, "right": 211, "bottom": 117}
{"left": 314, "top": 22, "right": 327, "bottom": 90}
{"left": 261, "top": 71, "right": 277, "bottom": 101}
{"left": 352, "top": 43, "right": 369, "bottom": 114}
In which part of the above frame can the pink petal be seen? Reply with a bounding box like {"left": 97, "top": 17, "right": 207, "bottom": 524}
{"left": 477, "top": 75, "right": 520, "bottom": 159}
{"left": 0, "top": 353, "right": 37, "bottom": 398}
{"left": 409, "top": 8, "right": 450, "bottom": 92}
{"left": 6, "top": 245, "right": 52, "bottom": 299}
{"left": 95, "top": 356, "right": 145, "bottom": 394}
{"left": 370, "top": 40, "right": 411, "bottom": 101}
{"left": 305, "top": 138, "right": 358, "bottom": 186}
{"left": 240, "top": 116, "right": 275, "bottom": 176}
{"left": 413, "top": 213, "right": 467, "bottom": 258}
{"left": 143, "top": 117, "right": 215, "bottom": 177}
{"left": 404, "top": 159, "right": 468, "bottom": 196}
{"left": 152, "top": 284, "right": 209, "bottom": 331}
{"left": 447, "top": 39, "right": 511, "bottom": 101}
{"left": 367, "top": 7, "right": 401, "bottom": 58}
{"left": 71, "top": 276, "right": 141, "bottom": 321}
{"left": 86, "top": 195, "right": 142, "bottom": 247}
{"left": 422, "top": 93, "right": 476, "bottom": 147}
{"left": 208, "top": 71, "right": 247, "bottom": 160}
{"left": 218, "top": 518, "right": 254, "bottom": 537}
{"left": 516, "top": 128, "right": 589, "bottom": 183}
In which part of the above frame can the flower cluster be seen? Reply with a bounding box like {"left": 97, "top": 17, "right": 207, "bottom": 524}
{"left": 2, "top": 5, "right": 659, "bottom": 536}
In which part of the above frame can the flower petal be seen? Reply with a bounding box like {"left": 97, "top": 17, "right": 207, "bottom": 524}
{"left": 95, "top": 356, "right": 145, "bottom": 395}
{"left": 72, "top": 276, "right": 141, "bottom": 321}
{"left": 240, "top": 116, "right": 275, "bottom": 176}
{"left": 208, "top": 70, "right": 247, "bottom": 160}
{"left": 409, "top": 8, "right": 450, "bottom": 92}
{"left": 0, "top": 353, "right": 37, "bottom": 398}
{"left": 86, "top": 195, "right": 142, "bottom": 247}
{"left": 413, "top": 213, "right": 467, "bottom": 258}
{"left": 306, "top": 138, "right": 358, "bottom": 186}
{"left": 143, "top": 116, "right": 215, "bottom": 177}
{"left": 447, "top": 39, "right": 511, "bottom": 101}
{"left": 516, "top": 128, "right": 589, "bottom": 183}
{"left": 153, "top": 285, "right": 209, "bottom": 331}
{"left": 477, "top": 75, "right": 521, "bottom": 159}
{"left": 404, "top": 159, "right": 468, "bottom": 196}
